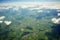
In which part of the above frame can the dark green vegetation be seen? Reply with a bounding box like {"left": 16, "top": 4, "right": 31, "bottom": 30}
{"left": 0, "top": 8, "right": 60, "bottom": 40}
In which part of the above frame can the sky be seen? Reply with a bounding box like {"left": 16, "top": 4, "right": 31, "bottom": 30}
{"left": 0, "top": 0, "right": 60, "bottom": 2}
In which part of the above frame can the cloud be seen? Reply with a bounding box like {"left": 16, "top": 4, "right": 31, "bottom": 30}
{"left": 4, "top": 21, "right": 12, "bottom": 25}
{"left": 57, "top": 9, "right": 60, "bottom": 12}
{"left": 12, "top": 7, "right": 19, "bottom": 11}
{"left": 58, "top": 13, "right": 60, "bottom": 16}
{"left": 0, "top": 16, "right": 5, "bottom": 20}
{"left": 0, "top": 2, "right": 60, "bottom": 10}
{"left": 51, "top": 18, "right": 60, "bottom": 24}
{"left": 37, "top": 10, "right": 43, "bottom": 12}
{"left": 0, "top": 21, "right": 3, "bottom": 23}
{"left": 0, "top": 6, "right": 12, "bottom": 11}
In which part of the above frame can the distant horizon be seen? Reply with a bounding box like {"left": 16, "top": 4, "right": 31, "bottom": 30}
{"left": 0, "top": 0, "right": 60, "bottom": 3}
{"left": 0, "top": 1, "right": 60, "bottom": 3}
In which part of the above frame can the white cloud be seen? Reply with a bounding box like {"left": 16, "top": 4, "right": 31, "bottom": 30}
{"left": 13, "top": 7, "right": 19, "bottom": 11}
{"left": 58, "top": 13, "right": 60, "bottom": 16}
{"left": 0, "top": 16, "right": 5, "bottom": 20}
{"left": 51, "top": 18, "right": 60, "bottom": 24}
{"left": 21, "top": 5, "right": 28, "bottom": 9}
{"left": 0, "top": 21, "right": 3, "bottom": 23}
{"left": 37, "top": 10, "right": 43, "bottom": 12}
{"left": 0, "top": 2, "right": 60, "bottom": 10}
{"left": 4, "top": 21, "right": 12, "bottom": 25}
{"left": 29, "top": 8, "right": 40, "bottom": 10}
{"left": 6, "top": 6, "right": 12, "bottom": 9}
